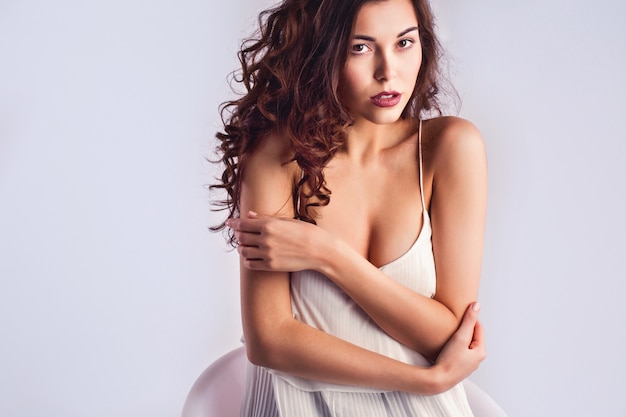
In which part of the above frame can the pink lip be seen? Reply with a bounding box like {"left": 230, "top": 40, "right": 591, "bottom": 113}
{"left": 370, "top": 91, "right": 402, "bottom": 107}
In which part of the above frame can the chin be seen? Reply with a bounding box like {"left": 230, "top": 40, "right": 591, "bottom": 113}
{"left": 367, "top": 112, "right": 404, "bottom": 125}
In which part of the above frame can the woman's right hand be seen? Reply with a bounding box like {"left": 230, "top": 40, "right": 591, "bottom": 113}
{"left": 428, "top": 302, "right": 486, "bottom": 394}
{"left": 227, "top": 211, "right": 333, "bottom": 273}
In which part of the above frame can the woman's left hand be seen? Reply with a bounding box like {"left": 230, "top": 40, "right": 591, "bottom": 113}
{"left": 226, "top": 211, "right": 329, "bottom": 272}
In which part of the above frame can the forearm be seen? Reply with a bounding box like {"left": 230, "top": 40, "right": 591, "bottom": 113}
{"left": 245, "top": 313, "right": 448, "bottom": 395}
{"left": 318, "top": 238, "right": 462, "bottom": 359}
{"left": 234, "top": 214, "right": 476, "bottom": 359}
{"left": 239, "top": 252, "right": 484, "bottom": 396}
{"left": 241, "top": 264, "right": 449, "bottom": 395}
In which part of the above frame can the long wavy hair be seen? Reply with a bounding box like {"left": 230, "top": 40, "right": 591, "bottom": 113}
{"left": 211, "top": 0, "right": 448, "bottom": 245}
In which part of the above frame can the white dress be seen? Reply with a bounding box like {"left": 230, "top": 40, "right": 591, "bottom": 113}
{"left": 240, "top": 122, "right": 475, "bottom": 417}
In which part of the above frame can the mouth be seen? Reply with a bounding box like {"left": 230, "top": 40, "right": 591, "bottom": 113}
{"left": 370, "top": 91, "right": 402, "bottom": 107}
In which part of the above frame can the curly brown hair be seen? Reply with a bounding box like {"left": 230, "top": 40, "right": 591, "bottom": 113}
{"left": 211, "top": 0, "right": 448, "bottom": 245}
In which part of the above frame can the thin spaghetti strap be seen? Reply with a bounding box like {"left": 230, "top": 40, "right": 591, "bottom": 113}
{"left": 294, "top": 167, "right": 305, "bottom": 215}
{"left": 418, "top": 119, "right": 427, "bottom": 213}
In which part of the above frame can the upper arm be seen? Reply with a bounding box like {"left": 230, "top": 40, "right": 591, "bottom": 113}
{"left": 238, "top": 134, "right": 299, "bottom": 363}
{"left": 429, "top": 118, "right": 488, "bottom": 321}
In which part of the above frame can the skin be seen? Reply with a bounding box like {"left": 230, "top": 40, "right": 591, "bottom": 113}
{"left": 227, "top": 0, "right": 488, "bottom": 395}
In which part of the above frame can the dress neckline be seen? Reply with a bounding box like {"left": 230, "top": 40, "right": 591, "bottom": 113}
{"left": 378, "top": 119, "right": 428, "bottom": 270}
{"left": 378, "top": 210, "right": 430, "bottom": 270}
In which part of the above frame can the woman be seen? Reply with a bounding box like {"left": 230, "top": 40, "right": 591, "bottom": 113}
{"left": 213, "top": 0, "right": 488, "bottom": 415}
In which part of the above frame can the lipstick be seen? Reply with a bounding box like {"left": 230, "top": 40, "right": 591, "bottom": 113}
{"left": 370, "top": 91, "right": 402, "bottom": 107}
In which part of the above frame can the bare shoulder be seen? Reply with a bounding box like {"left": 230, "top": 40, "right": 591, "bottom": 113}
{"left": 251, "top": 129, "right": 296, "bottom": 165}
{"left": 241, "top": 130, "right": 299, "bottom": 216}
{"left": 422, "top": 116, "right": 486, "bottom": 173}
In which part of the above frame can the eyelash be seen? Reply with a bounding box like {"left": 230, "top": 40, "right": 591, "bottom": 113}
{"left": 350, "top": 38, "right": 415, "bottom": 55}
{"left": 397, "top": 38, "right": 414, "bottom": 49}
{"left": 350, "top": 44, "right": 370, "bottom": 54}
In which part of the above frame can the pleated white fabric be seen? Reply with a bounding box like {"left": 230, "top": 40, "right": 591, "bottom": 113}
{"left": 240, "top": 121, "right": 474, "bottom": 416}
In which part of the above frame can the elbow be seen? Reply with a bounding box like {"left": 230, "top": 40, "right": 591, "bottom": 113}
{"left": 244, "top": 334, "right": 274, "bottom": 367}
{"left": 245, "top": 338, "right": 274, "bottom": 367}
{"left": 422, "top": 347, "right": 443, "bottom": 364}
{"left": 422, "top": 316, "right": 462, "bottom": 361}
{"left": 243, "top": 322, "right": 290, "bottom": 369}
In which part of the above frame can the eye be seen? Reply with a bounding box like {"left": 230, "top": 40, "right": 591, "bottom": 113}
{"left": 350, "top": 43, "right": 371, "bottom": 55}
{"left": 397, "top": 38, "right": 414, "bottom": 49}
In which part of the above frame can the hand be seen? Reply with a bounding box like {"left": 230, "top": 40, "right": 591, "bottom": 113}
{"left": 226, "top": 211, "right": 329, "bottom": 272}
{"left": 430, "top": 302, "right": 486, "bottom": 393}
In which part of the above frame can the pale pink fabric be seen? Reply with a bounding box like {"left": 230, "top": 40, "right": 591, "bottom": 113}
{"left": 182, "top": 347, "right": 247, "bottom": 417}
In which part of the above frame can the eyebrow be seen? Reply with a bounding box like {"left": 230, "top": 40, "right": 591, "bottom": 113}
{"left": 354, "top": 26, "right": 419, "bottom": 42}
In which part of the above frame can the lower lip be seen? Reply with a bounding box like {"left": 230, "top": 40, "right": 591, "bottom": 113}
{"left": 370, "top": 94, "right": 402, "bottom": 108}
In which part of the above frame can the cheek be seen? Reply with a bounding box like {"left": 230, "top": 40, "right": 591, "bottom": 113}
{"left": 414, "top": 47, "right": 423, "bottom": 78}
{"left": 401, "top": 58, "right": 422, "bottom": 94}
{"left": 412, "top": 60, "right": 422, "bottom": 82}
{"left": 338, "top": 67, "right": 364, "bottom": 103}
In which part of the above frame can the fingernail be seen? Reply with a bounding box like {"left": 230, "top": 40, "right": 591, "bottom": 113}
{"left": 248, "top": 210, "right": 258, "bottom": 217}
{"left": 473, "top": 302, "right": 481, "bottom": 312}
{"left": 225, "top": 219, "right": 232, "bottom": 227}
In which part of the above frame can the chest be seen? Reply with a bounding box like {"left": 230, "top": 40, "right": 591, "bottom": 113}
{"left": 311, "top": 156, "right": 426, "bottom": 268}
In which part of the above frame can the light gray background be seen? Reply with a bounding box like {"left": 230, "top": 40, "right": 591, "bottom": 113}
{"left": 1, "top": 0, "right": 624, "bottom": 416}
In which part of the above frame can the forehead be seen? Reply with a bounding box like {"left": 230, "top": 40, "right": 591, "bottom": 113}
{"left": 353, "top": 0, "right": 418, "bottom": 34}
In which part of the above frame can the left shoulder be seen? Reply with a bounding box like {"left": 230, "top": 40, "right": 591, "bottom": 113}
{"left": 423, "top": 116, "right": 484, "bottom": 156}
{"left": 422, "top": 116, "right": 486, "bottom": 173}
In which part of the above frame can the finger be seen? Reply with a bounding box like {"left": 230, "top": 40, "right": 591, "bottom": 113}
{"left": 226, "top": 218, "right": 260, "bottom": 234}
{"left": 225, "top": 218, "right": 239, "bottom": 229}
{"left": 232, "top": 218, "right": 265, "bottom": 234}
{"left": 246, "top": 210, "right": 280, "bottom": 220}
{"left": 242, "top": 258, "right": 271, "bottom": 271}
{"left": 453, "top": 302, "right": 480, "bottom": 341}
{"left": 469, "top": 320, "right": 485, "bottom": 351}
{"left": 235, "top": 230, "right": 264, "bottom": 247}
{"left": 237, "top": 243, "right": 265, "bottom": 258}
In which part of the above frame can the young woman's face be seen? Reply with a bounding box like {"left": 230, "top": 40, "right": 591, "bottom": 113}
{"left": 339, "top": 0, "right": 422, "bottom": 126}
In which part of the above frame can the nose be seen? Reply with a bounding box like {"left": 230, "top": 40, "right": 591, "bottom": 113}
{"left": 374, "top": 50, "right": 396, "bottom": 82}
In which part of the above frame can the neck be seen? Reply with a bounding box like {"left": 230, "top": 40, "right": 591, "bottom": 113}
{"left": 341, "top": 118, "right": 417, "bottom": 163}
